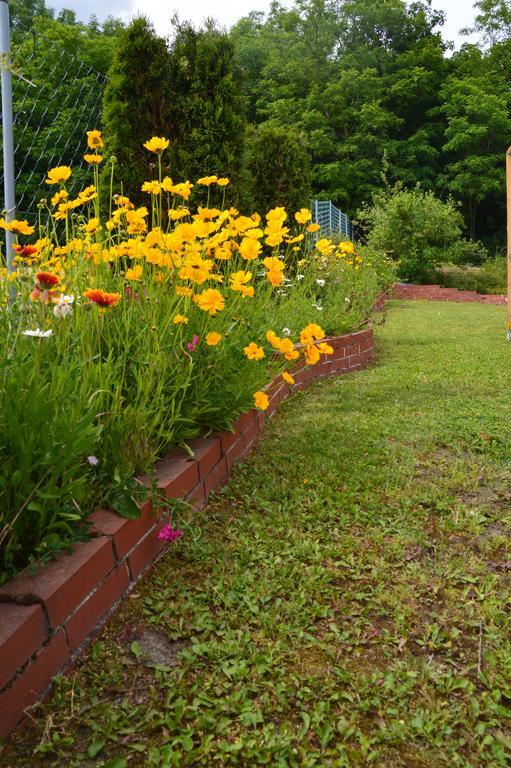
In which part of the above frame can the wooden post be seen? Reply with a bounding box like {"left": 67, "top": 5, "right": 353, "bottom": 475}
{"left": 507, "top": 146, "right": 511, "bottom": 338}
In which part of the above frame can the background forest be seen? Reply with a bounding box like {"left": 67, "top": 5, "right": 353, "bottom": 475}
{"left": 4, "top": 0, "right": 511, "bottom": 279}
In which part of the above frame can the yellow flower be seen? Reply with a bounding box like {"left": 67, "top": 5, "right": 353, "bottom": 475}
{"left": 206, "top": 331, "right": 222, "bottom": 346}
{"left": 266, "top": 330, "right": 281, "bottom": 347}
{"left": 51, "top": 190, "right": 68, "bottom": 206}
{"left": 84, "top": 154, "right": 103, "bottom": 165}
{"left": 87, "top": 130, "right": 103, "bottom": 149}
{"left": 285, "top": 234, "right": 304, "bottom": 244}
{"left": 176, "top": 285, "right": 193, "bottom": 297}
{"left": 239, "top": 237, "right": 262, "bottom": 261}
{"left": 84, "top": 217, "right": 100, "bottom": 235}
{"left": 0, "top": 218, "right": 35, "bottom": 235}
{"left": 141, "top": 180, "right": 161, "bottom": 195}
{"left": 244, "top": 342, "right": 265, "bottom": 361}
{"left": 143, "top": 136, "right": 170, "bottom": 154}
{"left": 171, "top": 181, "right": 193, "bottom": 200}
{"left": 193, "top": 288, "right": 225, "bottom": 315}
{"left": 282, "top": 371, "right": 295, "bottom": 385}
{"left": 317, "top": 342, "right": 334, "bottom": 355}
{"left": 114, "top": 194, "right": 133, "bottom": 208}
{"left": 217, "top": 177, "right": 230, "bottom": 187}
{"left": 125, "top": 265, "right": 143, "bottom": 281}
{"left": 307, "top": 223, "right": 321, "bottom": 233}
{"left": 304, "top": 344, "right": 321, "bottom": 365}
{"left": 266, "top": 207, "right": 287, "bottom": 224}
{"left": 263, "top": 256, "right": 284, "bottom": 272}
{"left": 230, "top": 270, "right": 252, "bottom": 293}
{"left": 300, "top": 323, "right": 325, "bottom": 345}
{"left": 173, "top": 314, "right": 189, "bottom": 325}
{"left": 295, "top": 208, "right": 311, "bottom": 224}
{"left": 45, "top": 166, "right": 72, "bottom": 184}
{"left": 78, "top": 185, "right": 97, "bottom": 203}
{"left": 253, "top": 391, "right": 269, "bottom": 411}
{"left": 267, "top": 270, "right": 283, "bottom": 287}
{"left": 316, "top": 238, "right": 335, "bottom": 256}
{"left": 169, "top": 207, "right": 190, "bottom": 221}
{"left": 277, "top": 337, "right": 299, "bottom": 361}
{"left": 339, "top": 241, "right": 355, "bottom": 254}
{"left": 197, "top": 175, "right": 218, "bottom": 186}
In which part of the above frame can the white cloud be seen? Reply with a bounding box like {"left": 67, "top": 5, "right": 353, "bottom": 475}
{"left": 50, "top": 0, "right": 480, "bottom": 49}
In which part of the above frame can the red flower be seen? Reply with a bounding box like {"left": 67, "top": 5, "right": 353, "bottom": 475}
{"left": 13, "top": 244, "right": 39, "bottom": 258}
{"left": 84, "top": 289, "right": 121, "bottom": 307}
{"left": 36, "top": 271, "right": 60, "bottom": 290}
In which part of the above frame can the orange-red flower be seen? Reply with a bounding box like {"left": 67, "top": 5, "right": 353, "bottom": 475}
{"left": 36, "top": 272, "right": 60, "bottom": 290}
{"left": 13, "top": 244, "right": 39, "bottom": 258}
{"left": 84, "top": 289, "right": 121, "bottom": 307}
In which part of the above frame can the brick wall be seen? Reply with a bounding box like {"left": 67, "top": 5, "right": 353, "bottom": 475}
{"left": 391, "top": 284, "right": 506, "bottom": 305}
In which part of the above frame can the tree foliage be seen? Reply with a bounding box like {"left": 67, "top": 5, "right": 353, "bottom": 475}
{"left": 246, "top": 123, "right": 311, "bottom": 214}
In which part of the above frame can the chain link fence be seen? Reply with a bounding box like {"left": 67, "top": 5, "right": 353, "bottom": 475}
{"left": 1, "top": 19, "right": 106, "bottom": 220}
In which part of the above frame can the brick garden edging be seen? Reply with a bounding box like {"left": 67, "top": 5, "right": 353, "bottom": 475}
{"left": 0, "top": 327, "right": 374, "bottom": 738}
{"left": 391, "top": 283, "right": 507, "bottom": 305}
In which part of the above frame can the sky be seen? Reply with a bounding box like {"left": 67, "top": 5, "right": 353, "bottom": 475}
{"left": 50, "top": 0, "right": 481, "bottom": 48}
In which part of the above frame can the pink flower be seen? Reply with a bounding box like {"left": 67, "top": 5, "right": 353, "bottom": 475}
{"left": 157, "top": 524, "right": 183, "bottom": 542}
{"left": 186, "top": 334, "right": 200, "bottom": 352}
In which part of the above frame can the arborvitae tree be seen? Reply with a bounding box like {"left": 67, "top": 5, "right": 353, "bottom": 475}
{"left": 165, "top": 22, "right": 247, "bottom": 201}
{"left": 246, "top": 123, "right": 311, "bottom": 214}
{"left": 102, "top": 17, "right": 170, "bottom": 203}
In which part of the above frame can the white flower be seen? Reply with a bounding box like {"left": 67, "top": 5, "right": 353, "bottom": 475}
{"left": 282, "top": 327, "right": 292, "bottom": 337}
{"left": 316, "top": 279, "right": 326, "bottom": 287}
{"left": 296, "top": 274, "right": 305, "bottom": 281}
{"left": 87, "top": 455, "right": 99, "bottom": 466}
{"left": 22, "top": 328, "right": 53, "bottom": 338}
{"left": 53, "top": 295, "right": 74, "bottom": 319}
{"left": 313, "top": 304, "right": 324, "bottom": 311}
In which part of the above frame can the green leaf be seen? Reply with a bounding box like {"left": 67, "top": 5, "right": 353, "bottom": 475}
{"left": 87, "top": 739, "right": 105, "bottom": 758}
{"left": 103, "top": 759, "right": 127, "bottom": 768}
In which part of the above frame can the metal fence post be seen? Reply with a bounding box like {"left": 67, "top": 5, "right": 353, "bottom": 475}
{"left": 507, "top": 146, "right": 511, "bottom": 339}
{"left": 0, "top": 0, "right": 15, "bottom": 273}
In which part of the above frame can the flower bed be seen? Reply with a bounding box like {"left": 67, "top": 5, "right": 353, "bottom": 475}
{"left": 0, "top": 326, "right": 374, "bottom": 737}
{"left": 0, "top": 132, "right": 393, "bottom": 588}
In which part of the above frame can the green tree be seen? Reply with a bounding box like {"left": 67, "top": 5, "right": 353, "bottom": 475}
{"left": 246, "top": 123, "right": 311, "bottom": 213}
{"left": 102, "top": 17, "right": 170, "bottom": 203}
{"left": 439, "top": 68, "right": 511, "bottom": 239}
{"left": 165, "top": 22, "right": 247, "bottom": 198}
{"left": 358, "top": 184, "right": 465, "bottom": 282}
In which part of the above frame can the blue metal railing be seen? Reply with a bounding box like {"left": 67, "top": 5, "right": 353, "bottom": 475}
{"left": 311, "top": 199, "right": 354, "bottom": 240}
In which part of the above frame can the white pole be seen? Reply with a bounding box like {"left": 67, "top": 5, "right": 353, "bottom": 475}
{"left": 0, "top": 0, "right": 15, "bottom": 273}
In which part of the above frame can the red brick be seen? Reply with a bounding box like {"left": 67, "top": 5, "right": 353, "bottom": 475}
{"left": 332, "top": 356, "right": 350, "bottom": 372}
{"left": 218, "top": 428, "right": 241, "bottom": 454}
{"left": 204, "top": 456, "right": 229, "bottom": 497}
{"left": 187, "top": 436, "right": 221, "bottom": 479}
{"left": 0, "top": 604, "right": 47, "bottom": 691}
{"left": 65, "top": 563, "right": 130, "bottom": 652}
{"left": 237, "top": 409, "right": 257, "bottom": 432}
{"left": 90, "top": 504, "right": 156, "bottom": 561}
{"left": 186, "top": 481, "right": 207, "bottom": 508}
{"left": 0, "top": 629, "right": 69, "bottom": 738}
{"left": 348, "top": 353, "right": 363, "bottom": 368}
{"left": 151, "top": 452, "right": 199, "bottom": 499}
{"left": 242, "top": 420, "right": 260, "bottom": 452}
{"left": 0, "top": 538, "right": 115, "bottom": 630}
{"left": 225, "top": 437, "right": 246, "bottom": 471}
{"left": 126, "top": 526, "right": 166, "bottom": 579}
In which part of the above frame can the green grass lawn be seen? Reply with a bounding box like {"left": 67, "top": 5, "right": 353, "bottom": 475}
{"left": 3, "top": 300, "right": 511, "bottom": 768}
